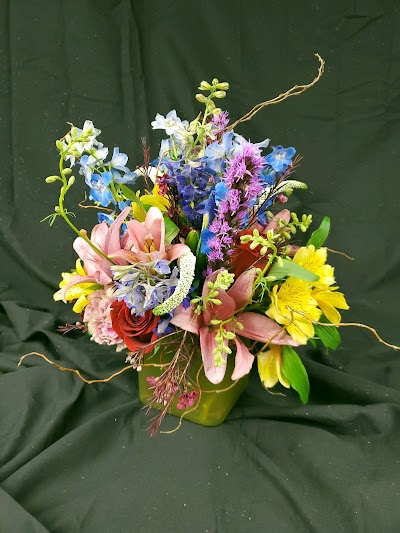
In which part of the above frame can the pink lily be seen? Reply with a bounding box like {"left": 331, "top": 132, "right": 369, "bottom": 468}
{"left": 170, "top": 268, "right": 299, "bottom": 384}
{"left": 62, "top": 206, "right": 190, "bottom": 302}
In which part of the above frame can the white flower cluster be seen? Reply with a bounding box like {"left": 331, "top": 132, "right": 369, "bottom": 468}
{"left": 152, "top": 253, "right": 196, "bottom": 316}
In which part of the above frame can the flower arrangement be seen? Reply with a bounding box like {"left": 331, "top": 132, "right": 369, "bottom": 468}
{"left": 24, "top": 55, "right": 398, "bottom": 435}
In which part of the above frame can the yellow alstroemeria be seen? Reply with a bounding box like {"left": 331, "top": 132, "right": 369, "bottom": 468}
{"left": 258, "top": 344, "right": 290, "bottom": 389}
{"left": 53, "top": 259, "right": 99, "bottom": 313}
{"left": 312, "top": 286, "right": 349, "bottom": 324}
{"left": 293, "top": 245, "right": 335, "bottom": 287}
{"left": 132, "top": 184, "right": 170, "bottom": 222}
{"left": 266, "top": 277, "right": 322, "bottom": 345}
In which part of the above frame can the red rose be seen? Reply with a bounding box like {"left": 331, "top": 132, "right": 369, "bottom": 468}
{"left": 110, "top": 301, "right": 159, "bottom": 353}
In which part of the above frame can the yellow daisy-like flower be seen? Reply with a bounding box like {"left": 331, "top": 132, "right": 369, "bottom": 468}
{"left": 257, "top": 344, "right": 290, "bottom": 389}
{"left": 293, "top": 245, "right": 335, "bottom": 287}
{"left": 53, "top": 259, "right": 99, "bottom": 313}
{"left": 266, "top": 277, "right": 322, "bottom": 344}
{"left": 312, "top": 286, "right": 349, "bottom": 324}
{"left": 132, "top": 184, "right": 170, "bottom": 222}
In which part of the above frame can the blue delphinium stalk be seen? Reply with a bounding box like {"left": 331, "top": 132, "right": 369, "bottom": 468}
{"left": 165, "top": 160, "right": 216, "bottom": 228}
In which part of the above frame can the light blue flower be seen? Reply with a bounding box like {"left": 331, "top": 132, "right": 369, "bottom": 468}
{"left": 88, "top": 171, "right": 114, "bottom": 207}
{"left": 204, "top": 132, "right": 234, "bottom": 173}
{"left": 200, "top": 228, "right": 215, "bottom": 254}
{"left": 215, "top": 182, "right": 229, "bottom": 203}
{"left": 265, "top": 145, "right": 296, "bottom": 172}
{"left": 98, "top": 212, "right": 115, "bottom": 225}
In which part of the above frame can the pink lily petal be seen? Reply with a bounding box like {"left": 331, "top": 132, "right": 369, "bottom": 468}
{"left": 202, "top": 269, "right": 236, "bottom": 324}
{"left": 203, "top": 290, "right": 236, "bottom": 325}
{"left": 166, "top": 243, "right": 191, "bottom": 262}
{"left": 199, "top": 327, "right": 227, "bottom": 384}
{"left": 104, "top": 206, "right": 131, "bottom": 254}
{"left": 90, "top": 222, "right": 109, "bottom": 250}
{"left": 134, "top": 251, "right": 168, "bottom": 263}
{"left": 126, "top": 220, "right": 149, "bottom": 253}
{"left": 227, "top": 268, "right": 257, "bottom": 312}
{"left": 169, "top": 305, "right": 201, "bottom": 335}
{"left": 144, "top": 207, "right": 165, "bottom": 253}
{"left": 265, "top": 209, "right": 291, "bottom": 232}
{"left": 60, "top": 275, "right": 96, "bottom": 303}
{"left": 108, "top": 249, "right": 138, "bottom": 263}
{"left": 237, "top": 312, "right": 300, "bottom": 346}
{"left": 231, "top": 337, "right": 255, "bottom": 380}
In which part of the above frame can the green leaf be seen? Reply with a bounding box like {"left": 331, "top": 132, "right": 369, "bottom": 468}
{"left": 308, "top": 337, "right": 318, "bottom": 348}
{"left": 119, "top": 184, "right": 146, "bottom": 210}
{"left": 163, "top": 215, "right": 179, "bottom": 244}
{"left": 307, "top": 216, "right": 330, "bottom": 249}
{"left": 269, "top": 258, "right": 319, "bottom": 282}
{"left": 281, "top": 346, "right": 310, "bottom": 404}
{"left": 314, "top": 320, "right": 341, "bottom": 350}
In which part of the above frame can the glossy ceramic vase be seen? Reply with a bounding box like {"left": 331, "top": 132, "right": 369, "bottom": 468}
{"left": 138, "top": 348, "right": 249, "bottom": 427}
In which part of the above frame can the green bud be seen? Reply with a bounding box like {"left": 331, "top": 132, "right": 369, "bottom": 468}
{"left": 224, "top": 331, "right": 236, "bottom": 340}
{"left": 212, "top": 78, "right": 219, "bottom": 86}
{"left": 210, "top": 319, "right": 222, "bottom": 326}
{"left": 54, "top": 206, "right": 60, "bottom": 212}
{"left": 65, "top": 134, "right": 71, "bottom": 144}
{"left": 56, "top": 140, "right": 64, "bottom": 151}
{"left": 210, "top": 298, "right": 222, "bottom": 305}
{"left": 71, "top": 126, "right": 78, "bottom": 136}
{"left": 62, "top": 168, "right": 72, "bottom": 176}
{"left": 198, "top": 81, "right": 211, "bottom": 91}
{"left": 212, "top": 107, "right": 222, "bottom": 115}
{"left": 195, "top": 93, "right": 208, "bottom": 103}
{"left": 186, "top": 229, "right": 200, "bottom": 255}
{"left": 45, "top": 175, "right": 59, "bottom": 183}
{"left": 67, "top": 176, "right": 75, "bottom": 187}
{"left": 213, "top": 90, "right": 226, "bottom": 99}
{"left": 217, "top": 82, "right": 229, "bottom": 91}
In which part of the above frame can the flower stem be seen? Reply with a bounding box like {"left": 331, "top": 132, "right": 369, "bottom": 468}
{"left": 58, "top": 153, "right": 115, "bottom": 264}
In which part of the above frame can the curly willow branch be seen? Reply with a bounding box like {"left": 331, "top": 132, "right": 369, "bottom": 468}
{"left": 228, "top": 53, "right": 325, "bottom": 131}
{"left": 326, "top": 248, "right": 355, "bottom": 260}
{"left": 285, "top": 307, "right": 400, "bottom": 351}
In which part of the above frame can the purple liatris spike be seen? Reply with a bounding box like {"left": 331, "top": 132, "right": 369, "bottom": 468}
{"left": 207, "top": 140, "right": 265, "bottom": 267}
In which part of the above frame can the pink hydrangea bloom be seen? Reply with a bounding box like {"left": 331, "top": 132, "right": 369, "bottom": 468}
{"left": 83, "top": 288, "right": 125, "bottom": 350}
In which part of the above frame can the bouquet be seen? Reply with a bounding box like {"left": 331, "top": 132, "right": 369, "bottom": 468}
{"left": 27, "top": 55, "right": 396, "bottom": 435}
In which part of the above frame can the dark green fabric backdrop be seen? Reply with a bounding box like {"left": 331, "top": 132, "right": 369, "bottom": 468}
{"left": 1, "top": 1, "right": 400, "bottom": 531}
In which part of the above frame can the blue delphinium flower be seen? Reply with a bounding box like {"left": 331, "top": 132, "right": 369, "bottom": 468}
{"left": 265, "top": 145, "right": 296, "bottom": 172}
{"left": 111, "top": 260, "right": 179, "bottom": 317}
{"left": 108, "top": 147, "right": 137, "bottom": 184}
{"left": 204, "top": 131, "right": 234, "bottom": 173}
{"left": 97, "top": 212, "right": 115, "bottom": 225}
{"left": 88, "top": 171, "right": 114, "bottom": 207}
{"left": 165, "top": 160, "right": 215, "bottom": 228}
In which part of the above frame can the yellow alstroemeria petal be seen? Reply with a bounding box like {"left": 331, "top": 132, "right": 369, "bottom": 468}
{"left": 312, "top": 287, "right": 349, "bottom": 325}
{"left": 293, "top": 245, "right": 335, "bottom": 287}
{"left": 75, "top": 259, "right": 86, "bottom": 276}
{"left": 287, "top": 318, "right": 316, "bottom": 345}
{"left": 72, "top": 294, "right": 89, "bottom": 313}
{"left": 258, "top": 345, "right": 290, "bottom": 389}
{"left": 132, "top": 202, "right": 147, "bottom": 222}
{"left": 141, "top": 194, "right": 169, "bottom": 211}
